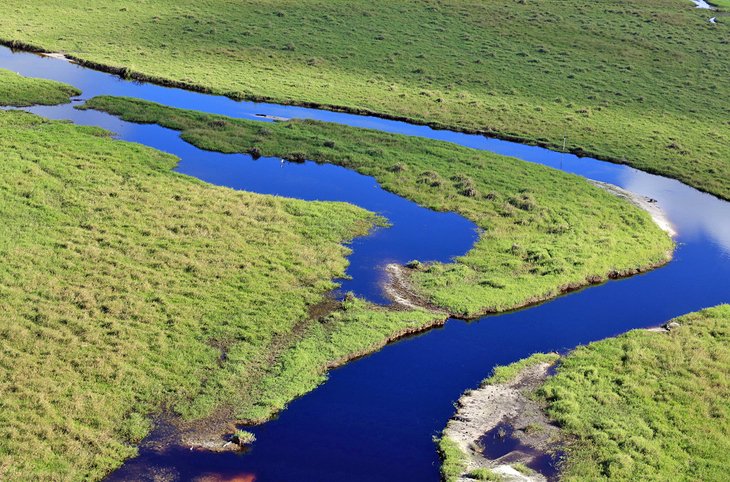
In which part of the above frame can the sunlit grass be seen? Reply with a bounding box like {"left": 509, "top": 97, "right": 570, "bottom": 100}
{"left": 1, "top": 0, "right": 727, "bottom": 198}
{"left": 0, "top": 68, "right": 80, "bottom": 106}
{"left": 83, "top": 95, "right": 674, "bottom": 316}
{"left": 538, "top": 305, "right": 730, "bottom": 481}
{"left": 0, "top": 74, "right": 446, "bottom": 479}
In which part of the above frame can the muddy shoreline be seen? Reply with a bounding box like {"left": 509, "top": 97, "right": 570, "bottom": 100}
{"left": 442, "top": 361, "right": 560, "bottom": 481}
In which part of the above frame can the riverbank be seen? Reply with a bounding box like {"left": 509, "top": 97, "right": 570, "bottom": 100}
{"left": 440, "top": 305, "right": 730, "bottom": 481}
{"left": 439, "top": 354, "right": 560, "bottom": 482}
{"left": 0, "top": 67, "right": 80, "bottom": 106}
{"left": 81, "top": 95, "right": 674, "bottom": 318}
{"left": 590, "top": 181, "right": 676, "bottom": 237}
{"left": 1, "top": 60, "right": 724, "bottom": 482}
{"left": 0, "top": 0, "right": 727, "bottom": 200}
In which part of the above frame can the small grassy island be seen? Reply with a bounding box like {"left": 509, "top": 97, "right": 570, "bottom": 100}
{"left": 439, "top": 305, "right": 730, "bottom": 481}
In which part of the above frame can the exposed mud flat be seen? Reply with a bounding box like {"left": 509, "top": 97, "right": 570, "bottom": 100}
{"left": 382, "top": 263, "right": 447, "bottom": 312}
{"left": 442, "top": 361, "right": 561, "bottom": 481}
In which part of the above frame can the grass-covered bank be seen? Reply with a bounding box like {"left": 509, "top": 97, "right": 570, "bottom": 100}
{"left": 83, "top": 96, "right": 674, "bottom": 317}
{"left": 440, "top": 306, "right": 730, "bottom": 481}
{"left": 539, "top": 305, "right": 730, "bottom": 481}
{"left": 0, "top": 74, "right": 449, "bottom": 479}
{"left": 1, "top": 0, "right": 728, "bottom": 199}
{"left": 0, "top": 67, "right": 80, "bottom": 106}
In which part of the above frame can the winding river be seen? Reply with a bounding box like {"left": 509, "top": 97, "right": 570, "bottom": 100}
{"left": 2, "top": 46, "right": 729, "bottom": 481}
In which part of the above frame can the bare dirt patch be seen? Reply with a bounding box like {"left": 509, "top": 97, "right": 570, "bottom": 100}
{"left": 443, "top": 361, "right": 562, "bottom": 481}
{"left": 591, "top": 180, "right": 676, "bottom": 237}
{"left": 382, "top": 263, "right": 448, "bottom": 312}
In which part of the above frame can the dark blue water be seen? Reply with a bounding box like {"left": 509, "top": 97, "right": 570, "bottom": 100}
{"left": 2, "top": 47, "right": 729, "bottom": 482}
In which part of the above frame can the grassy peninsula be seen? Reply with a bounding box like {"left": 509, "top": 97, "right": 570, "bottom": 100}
{"left": 82, "top": 96, "right": 674, "bottom": 316}
{"left": 1, "top": 0, "right": 727, "bottom": 199}
{"left": 440, "top": 305, "right": 730, "bottom": 481}
{"left": 0, "top": 73, "right": 443, "bottom": 479}
{"left": 0, "top": 68, "right": 80, "bottom": 106}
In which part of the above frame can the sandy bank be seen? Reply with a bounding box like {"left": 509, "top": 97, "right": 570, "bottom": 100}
{"left": 442, "top": 361, "right": 560, "bottom": 481}
{"left": 382, "top": 263, "right": 448, "bottom": 312}
{"left": 590, "top": 180, "right": 677, "bottom": 237}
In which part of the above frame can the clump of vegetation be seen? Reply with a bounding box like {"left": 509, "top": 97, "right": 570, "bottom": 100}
{"left": 482, "top": 352, "right": 559, "bottom": 385}
{"left": 232, "top": 429, "right": 256, "bottom": 447}
{"left": 208, "top": 118, "right": 228, "bottom": 128}
{"left": 389, "top": 162, "right": 407, "bottom": 173}
{"left": 452, "top": 174, "right": 479, "bottom": 198}
{"left": 405, "top": 260, "right": 424, "bottom": 270}
{"left": 284, "top": 151, "right": 307, "bottom": 163}
{"left": 436, "top": 436, "right": 468, "bottom": 482}
{"left": 418, "top": 170, "right": 445, "bottom": 187}
{"left": 511, "top": 462, "right": 533, "bottom": 476}
{"left": 83, "top": 96, "right": 673, "bottom": 317}
{"left": 247, "top": 146, "right": 262, "bottom": 159}
{"left": 467, "top": 467, "right": 502, "bottom": 480}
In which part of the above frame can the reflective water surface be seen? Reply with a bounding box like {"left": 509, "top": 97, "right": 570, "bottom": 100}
{"left": 2, "top": 46, "right": 728, "bottom": 481}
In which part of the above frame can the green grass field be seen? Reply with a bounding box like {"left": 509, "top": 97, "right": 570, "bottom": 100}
{"left": 0, "top": 73, "right": 449, "bottom": 479}
{"left": 444, "top": 306, "right": 730, "bottom": 481}
{"left": 1, "top": 0, "right": 727, "bottom": 199}
{"left": 539, "top": 305, "right": 730, "bottom": 481}
{"left": 83, "top": 96, "right": 674, "bottom": 316}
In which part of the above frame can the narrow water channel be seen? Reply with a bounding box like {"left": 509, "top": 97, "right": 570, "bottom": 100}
{"left": 2, "top": 47, "right": 729, "bottom": 481}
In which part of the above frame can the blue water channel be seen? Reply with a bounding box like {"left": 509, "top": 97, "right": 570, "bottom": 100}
{"left": 2, "top": 46, "right": 729, "bottom": 481}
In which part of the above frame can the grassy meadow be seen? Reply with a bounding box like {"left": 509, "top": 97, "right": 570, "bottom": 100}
{"left": 0, "top": 0, "right": 727, "bottom": 199}
{"left": 0, "top": 74, "right": 450, "bottom": 479}
{"left": 83, "top": 96, "right": 674, "bottom": 316}
{"left": 538, "top": 305, "right": 730, "bottom": 481}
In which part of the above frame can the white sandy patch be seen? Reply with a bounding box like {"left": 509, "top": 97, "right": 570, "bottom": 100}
{"left": 443, "top": 362, "right": 556, "bottom": 482}
{"left": 590, "top": 180, "right": 677, "bottom": 237}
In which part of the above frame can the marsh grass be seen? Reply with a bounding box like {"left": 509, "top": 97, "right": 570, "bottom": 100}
{"left": 0, "top": 68, "right": 80, "bottom": 106}
{"left": 467, "top": 467, "right": 502, "bottom": 480}
{"left": 437, "top": 435, "right": 469, "bottom": 482}
{"left": 482, "top": 353, "right": 560, "bottom": 385}
{"left": 83, "top": 96, "right": 674, "bottom": 317}
{"left": 0, "top": 0, "right": 727, "bottom": 198}
{"left": 443, "top": 307, "right": 730, "bottom": 481}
